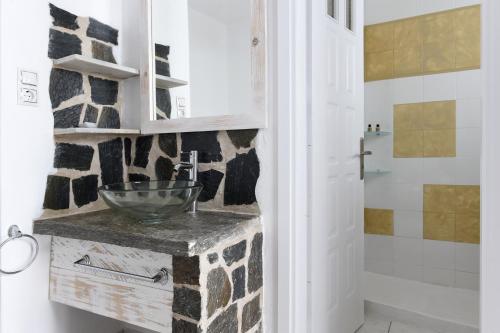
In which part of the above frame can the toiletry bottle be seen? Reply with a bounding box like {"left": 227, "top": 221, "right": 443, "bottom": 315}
{"left": 376, "top": 124, "right": 380, "bottom": 132}
{"left": 368, "top": 124, "right": 372, "bottom": 132}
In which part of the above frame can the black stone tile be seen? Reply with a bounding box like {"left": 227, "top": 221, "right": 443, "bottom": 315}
{"left": 207, "top": 253, "right": 218, "bottom": 264}
{"left": 83, "top": 105, "right": 98, "bottom": 123}
{"left": 124, "top": 138, "right": 132, "bottom": 166}
{"left": 97, "top": 107, "right": 120, "bottom": 129}
{"left": 155, "top": 156, "right": 174, "bottom": 181}
{"left": 89, "top": 76, "right": 118, "bottom": 105}
{"left": 156, "top": 60, "right": 170, "bottom": 77}
{"left": 98, "top": 138, "right": 123, "bottom": 185}
{"left": 156, "top": 88, "right": 171, "bottom": 119}
{"left": 242, "top": 295, "right": 261, "bottom": 332}
{"left": 48, "top": 29, "right": 82, "bottom": 59}
{"left": 207, "top": 303, "right": 238, "bottom": 333}
{"left": 43, "top": 175, "right": 70, "bottom": 210}
{"left": 49, "top": 68, "right": 83, "bottom": 108}
{"left": 232, "top": 265, "right": 246, "bottom": 301}
{"left": 223, "top": 240, "right": 247, "bottom": 267}
{"left": 172, "top": 319, "right": 199, "bottom": 333}
{"left": 91, "top": 40, "right": 116, "bottom": 63}
{"left": 227, "top": 129, "right": 258, "bottom": 149}
{"left": 248, "top": 232, "right": 263, "bottom": 293}
{"left": 198, "top": 169, "right": 224, "bottom": 202}
{"left": 224, "top": 148, "right": 260, "bottom": 205}
{"left": 159, "top": 133, "right": 177, "bottom": 158}
{"left": 53, "top": 104, "right": 84, "bottom": 128}
{"left": 155, "top": 43, "right": 170, "bottom": 60}
{"left": 173, "top": 256, "right": 200, "bottom": 286}
{"left": 173, "top": 287, "right": 201, "bottom": 320}
{"left": 128, "top": 173, "right": 150, "bottom": 182}
{"left": 181, "top": 132, "right": 223, "bottom": 163}
{"left": 72, "top": 175, "right": 98, "bottom": 207}
{"left": 133, "top": 135, "right": 153, "bottom": 168}
{"left": 49, "top": 4, "right": 79, "bottom": 30}
{"left": 87, "top": 17, "right": 118, "bottom": 45}
{"left": 207, "top": 267, "right": 231, "bottom": 318}
{"left": 54, "top": 142, "right": 94, "bottom": 171}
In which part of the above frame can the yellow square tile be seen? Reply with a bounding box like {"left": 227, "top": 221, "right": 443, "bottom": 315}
{"left": 365, "top": 51, "right": 395, "bottom": 81}
{"left": 393, "top": 130, "right": 423, "bottom": 157}
{"left": 423, "top": 40, "right": 456, "bottom": 74}
{"left": 456, "top": 214, "right": 480, "bottom": 244}
{"left": 423, "top": 129, "right": 456, "bottom": 157}
{"left": 364, "top": 208, "right": 394, "bottom": 236}
{"left": 454, "top": 6, "right": 481, "bottom": 41}
{"left": 455, "top": 185, "right": 480, "bottom": 215}
{"left": 422, "top": 101, "right": 456, "bottom": 130}
{"left": 424, "top": 212, "right": 456, "bottom": 242}
{"left": 394, "top": 103, "right": 423, "bottom": 130}
{"left": 365, "top": 23, "right": 395, "bottom": 53}
{"left": 424, "top": 184, "right": 456, "bottom": 213}
{"left": 395, "top": 47, "right": 423, "bottom": 77}
{"left": 456, "top": 38, "right": 480, "bottom": 70}
{"left": 394, "top": 18, "right": 423, "bottom": 49}
{"left": 421, "top": 12, "right": 455, "bottom": 44}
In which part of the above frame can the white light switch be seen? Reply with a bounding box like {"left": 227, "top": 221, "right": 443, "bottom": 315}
{"left": 176, "top": 97, "right": 186, "bottom": 117}
{"left": 20, "top": 70, "right": 38, "bottom": 86}
{"left": 18, "top": 68, "right": 38, "bottom": 106}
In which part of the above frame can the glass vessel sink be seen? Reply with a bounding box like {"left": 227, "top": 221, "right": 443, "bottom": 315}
{"left": 99, "top": 181, "right": 203, "bottom": 224}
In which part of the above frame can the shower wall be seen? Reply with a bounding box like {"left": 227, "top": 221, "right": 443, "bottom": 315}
{"left": 364, "top": 1, "right": 481, "bottom": 291}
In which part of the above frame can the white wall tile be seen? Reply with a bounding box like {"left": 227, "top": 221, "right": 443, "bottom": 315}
{"left": 455, "top": 243, "right": 480, "bottom": 273}
{"left": 423, "top": 158, "right": 456, "bottom": 185}
{"left": 423, "top": 267, "right": 455, "bottom": 287}
{"left": 417, "top": 0, "right": 455, "bottom": 15}
{"left": 392, "top": 158, "right": 424, "bottom": 184}
{"left": 394, "top": 237, "right": 423, "bottom": 265}
{"left": 365, "top": 259, "right": 394, "bottom": 276}
{"left": 454, "top": 0, "right": 481, "bottom": 7}
{"left": 365, "top": 0, "right": 419, "bottom": 25}
{"left": 394, "top": 210, "right": 423, "bottom": 238}
{"left": 423, "top": 73, "right": 457, "bottom": 102}
{"left": 455, "top": 271, "right": 479, "bottom": 290}
{"left": 365, "top": 81, "right": 393, "bottom": 130}
{"left": 393, "top": 183, "right": 423, "bottom": 211}
{"left": 456, "top": 98, "right": 482, "bottom": 129}
{"left": 365, "top": 182, "right": 394, "bottom": 209}
{"left": 394, "top": 263, "right": 423, "bottom": 282}
{"left": 456, "top": 128, "right": 481, "bottom": 159}
{"left": 391, "top": 76, "right": 424, "bottom": 104}
{"left": 457, "top": 70, "right": 482, "bottom": 99}
{"left": 365, "top": 235, "right": 394, "bottom": 261}
{"left": 423, "top": 240, "right": 455, "bottom": 270}
{"left": 455, "top": 157, "right": 480, "bottom": 185}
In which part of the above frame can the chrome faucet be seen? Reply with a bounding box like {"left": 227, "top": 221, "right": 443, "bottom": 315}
{"left": 173, "top": 150, "right": 198, "bottom": 213}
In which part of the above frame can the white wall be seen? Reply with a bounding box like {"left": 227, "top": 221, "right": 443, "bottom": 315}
{"left": 0, "top": 1, "right": 129, "bottom": 332}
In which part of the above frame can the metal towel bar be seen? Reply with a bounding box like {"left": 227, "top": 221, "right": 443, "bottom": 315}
{"left": 74, "top": 255, "right": 169, "bottom": 284}
{"left": 0, "top": 225, "right": 39, "bottom": 275}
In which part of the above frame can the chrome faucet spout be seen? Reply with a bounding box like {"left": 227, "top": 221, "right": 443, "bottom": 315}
{"left": 173, "top": 162, "right": 194, "bottom": 172}
{"left": 176, "top": 151, "right": 199, "bottom": 214}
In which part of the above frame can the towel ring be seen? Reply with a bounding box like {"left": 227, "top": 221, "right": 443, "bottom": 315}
{"left": 0, "top": 225, "right": 39, "bottom": 275}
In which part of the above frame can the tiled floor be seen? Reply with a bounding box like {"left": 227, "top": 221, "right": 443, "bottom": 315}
{"left": 357, "top": 314, "right": 440, "bottom": 333}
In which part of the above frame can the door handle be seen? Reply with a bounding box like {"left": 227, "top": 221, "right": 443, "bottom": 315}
{"left": 360, "top": 138, "right": 372, "bottom": 180}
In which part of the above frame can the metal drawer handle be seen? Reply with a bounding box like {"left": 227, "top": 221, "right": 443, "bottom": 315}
{"left": 74, "top": 255, "right": 169, "bottom": 284}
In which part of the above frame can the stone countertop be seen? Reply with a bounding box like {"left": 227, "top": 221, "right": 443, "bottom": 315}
{"left": 33, "top": 210, "right": 260, "bottom": 257}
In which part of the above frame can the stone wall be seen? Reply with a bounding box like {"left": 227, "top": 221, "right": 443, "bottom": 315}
{"left": 42, "top": 4, "right": 260, "bottom": 219}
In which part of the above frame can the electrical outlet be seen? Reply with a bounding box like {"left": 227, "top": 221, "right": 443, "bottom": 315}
{"left": 18, "top": 68, "right": 38, "bottom": 106}
{"left": 19, "top": 87, "right": 38, "bottom": 104}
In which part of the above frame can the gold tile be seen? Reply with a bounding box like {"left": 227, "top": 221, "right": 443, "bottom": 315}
{"left": 394, "top": 103, "right": 423, "bottom": 130}
{"left": 454, "top": 6, "right": 481, "bottom": 41}
{"left": 364, "top": 208, "right": 394, "bottom": 236}
{"left": 395, "top": 47, "right": 423, "bottom": 77}
{"left": 421, "top": 12, "right": 455, "bottom": 44}
{"left": 424, "top": 212, "right": 456, "bottom": 242}
{"left": 365, "top": 51, "right": 395, "bottom": 81}
{"left": 423, "top": 129, "right": 456, "bottom": 157}
{"left": 422, "top": 101, "right": 456, "bottom": 130}
{"left": 424, "top": 185, "right": 456, "bottom": 213}
{"left": 393, "top": 130, "right": 423, "bottom": 158}
{"left": 456, "top": 38, "right": 480, "bottom": 70}
{"left": 365, "top": 23, "right": 395, "bottom": 53}
{"left": 394, "top": 18, "right": 423, "bottom": 49}
{"left": 423, "top": 40, "right": 456, "bottom": 74}
{"left": 456, "top": 214, "right": 480, "bottom": 244}
{"left": 455, "top": 185, "right": 480, "bottom": 215}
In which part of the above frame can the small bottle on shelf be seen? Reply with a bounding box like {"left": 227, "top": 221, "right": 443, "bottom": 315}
{"left": 376, "top": 124, "right": 381, "bottom": 132}
{"left": 367, "top": 124, "right": 372, "bottom": 132}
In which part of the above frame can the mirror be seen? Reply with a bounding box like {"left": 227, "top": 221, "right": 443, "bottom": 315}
{"left": 141, "top": 0, "right": 267, "bottom": 133}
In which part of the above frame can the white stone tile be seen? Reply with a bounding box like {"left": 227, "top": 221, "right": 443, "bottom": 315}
{"left": 365, "top": 0, "right": 419, "bottom": 25}
{"left": 417, "top": 0, "right": 455, "bottom": 15}
{"left": 455, "top": 271, "right": 479, "bottom": 290}
{"left": 423, "top": 158, "right": 456, "bottom": 185}
{"left": 389, "top": 321, "right": 440, "bottom": 333}
{"left": 394, "top": 210, "right": 423, "bottom": 238}
{"left": 391, "top": 76, "right": 424, "bottom": 105}
{"left": 457, "top": 70, "right": 482, "bottom": 100}
{"left": 394, "top": 263, "right": 424, "bottom": 282}
{"left": 392, "top": 158, "right": 424, "bottom": 184}
{"left": 365, "top": 235, "right": 394, "bottom": 262}
{"left": 423, "top": 240, "right": 455, "bottom": 270}
{"left": 423, "top": 72, "right": 457, "bottom": 102}
{"left": 455, "top": 243, "right": 480, "bottom": 273}
{"left": 393, "top": 183, "right": 422, "bottom": 211}
{"left": 357, "top": 313, "right": 391, "bottom": 333}
{"left": 456, "top": 98, "right": 482, "bottom": 129}
{"left": 456, "top": 128, "right": 481, "bottom": 159}
{"left": 394, "top": 237, "right": 424, "bottom": 266}
{"left": 365, "top": 259, "right": 394, "bottom": 276}
{"left": 455, "top": 158, "right": 480, "bottom": 185}
{"left": 423, "top": 267, "right": 455, "bottom": 287}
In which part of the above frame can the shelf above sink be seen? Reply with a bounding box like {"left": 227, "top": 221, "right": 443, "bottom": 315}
{"left": 54, "top": 128, "right": 141, "bottom": 137}
{"left": 53, "top": 55, "right": 140, "bottom": 80}
{"left": 365, "top": 169, "right": 391, "bottom": 175}
{"left": 365, "top": 131, "right": 391, "bottom": 137}
{"left": 156, "top": 75, "right": 188, "bottom": 89}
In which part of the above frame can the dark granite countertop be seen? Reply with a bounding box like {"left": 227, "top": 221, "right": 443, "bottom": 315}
{"left": 33, "top": 210, "right": 260, "bottom": 257}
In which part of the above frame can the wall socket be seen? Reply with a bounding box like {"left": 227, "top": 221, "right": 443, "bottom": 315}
{"left": 18, "top": 69, "right": 38, "bottom": 106}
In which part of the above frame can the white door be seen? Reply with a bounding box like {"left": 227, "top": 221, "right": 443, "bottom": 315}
{"left": 309, "top": 0, "right": 364, "bottom": 332}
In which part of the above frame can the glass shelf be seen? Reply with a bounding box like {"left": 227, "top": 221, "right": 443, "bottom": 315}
{"left": 364, "top": 131, "right": 391, "bottom": 137}
{"left": 365, "top": 169, "right": 391, "bottom": 175}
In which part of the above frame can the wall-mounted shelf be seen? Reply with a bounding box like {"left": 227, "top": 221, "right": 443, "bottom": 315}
{"left": 365, "top": 169, "right": 391, "bottom": 175}
{"left": 54, "top": 128, "right": 141, "bottom": 137}
{"left": 156, "top": 75, "right": 188, "bottom": 89}
{"left": 53, "top": 55, "right": 140, "bottom": 80}
{"left": 365, "top": 131, "right": 391, "bottom": 137}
